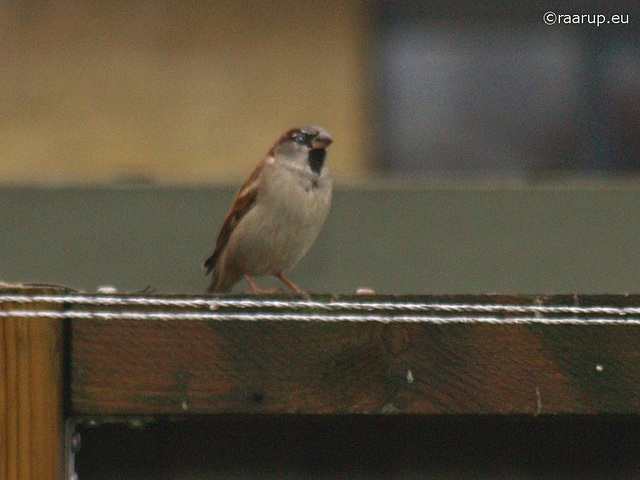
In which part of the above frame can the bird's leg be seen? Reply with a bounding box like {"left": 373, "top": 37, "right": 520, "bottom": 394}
{"left": 244, "top": 274, "right": 281, "bottom": 294}
{"left": 275, "top": 272, "right": 309, "bottom": 297}
{"left": 244, "top": 274, "right": 266, "bottom": 293}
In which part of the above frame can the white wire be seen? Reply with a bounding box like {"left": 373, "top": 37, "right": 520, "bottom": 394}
{"left": 2, "top": 293, "right": 640, "bottom": 325}
{"left": 2, "top": 309, "right": 640, "bottom": 325}
{"left": 2, "top": 294, "right": 640, "bottom": 317}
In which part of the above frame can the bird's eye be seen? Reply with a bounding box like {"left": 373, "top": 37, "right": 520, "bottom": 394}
{"left": 293, "top": 132, "right": 307, "bottom": 144}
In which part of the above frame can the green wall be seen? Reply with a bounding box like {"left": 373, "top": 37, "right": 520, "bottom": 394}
{"left": 2, "top": 184, "right": 640, "bottom": 294}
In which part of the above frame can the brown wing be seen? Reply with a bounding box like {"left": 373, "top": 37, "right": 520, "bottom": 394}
{"left": 203, "top": 160, "right": 265, "bottom": 274}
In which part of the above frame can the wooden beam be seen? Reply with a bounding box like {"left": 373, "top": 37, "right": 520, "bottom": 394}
{"left": 1, "top": 287, "right": 65, "bottom": 480}
{"left": 65, "top": 294, "right": 640, "bottom": 416}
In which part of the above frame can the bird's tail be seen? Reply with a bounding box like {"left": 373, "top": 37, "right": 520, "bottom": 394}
{"left": 206, "top": 266, "right": 238, "bottom": 293}
{"left": 206, "top": 268, "right": 223, "bottom": 293}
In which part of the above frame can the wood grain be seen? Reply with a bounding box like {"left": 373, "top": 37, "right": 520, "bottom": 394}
{"left": 1, "top": 287, "right": 65, "bottom": 480}
{"left": 69, "top": 294, "right": 640, "bottom": 415}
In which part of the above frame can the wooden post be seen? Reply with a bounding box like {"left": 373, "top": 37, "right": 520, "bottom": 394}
{"left": 1, "top": 287, "right": 65, "bottom": 480}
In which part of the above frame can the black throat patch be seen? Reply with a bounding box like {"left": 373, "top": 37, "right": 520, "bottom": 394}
{"left": 308, "top": 148, "right": 326, "bottom": 175}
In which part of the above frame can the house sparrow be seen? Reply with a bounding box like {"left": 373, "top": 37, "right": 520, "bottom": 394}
{"left": 204, "top": 125, "right": 333, "bottom": 293}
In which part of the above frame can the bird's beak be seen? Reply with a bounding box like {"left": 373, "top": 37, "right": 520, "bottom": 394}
{"left": 311, "top": 132, "right": 333, "bottom": 149}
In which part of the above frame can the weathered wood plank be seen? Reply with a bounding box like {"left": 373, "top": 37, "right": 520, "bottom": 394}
{"left": 0, "top": 287, "right": 65, "bottom": 480}
{"left": 68, "top": 294, "right": 640, "bottom": 415}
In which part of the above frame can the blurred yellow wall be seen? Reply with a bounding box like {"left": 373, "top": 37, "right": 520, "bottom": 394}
{"left": 1, "top": 1, "right": 372, "bottom": 184}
